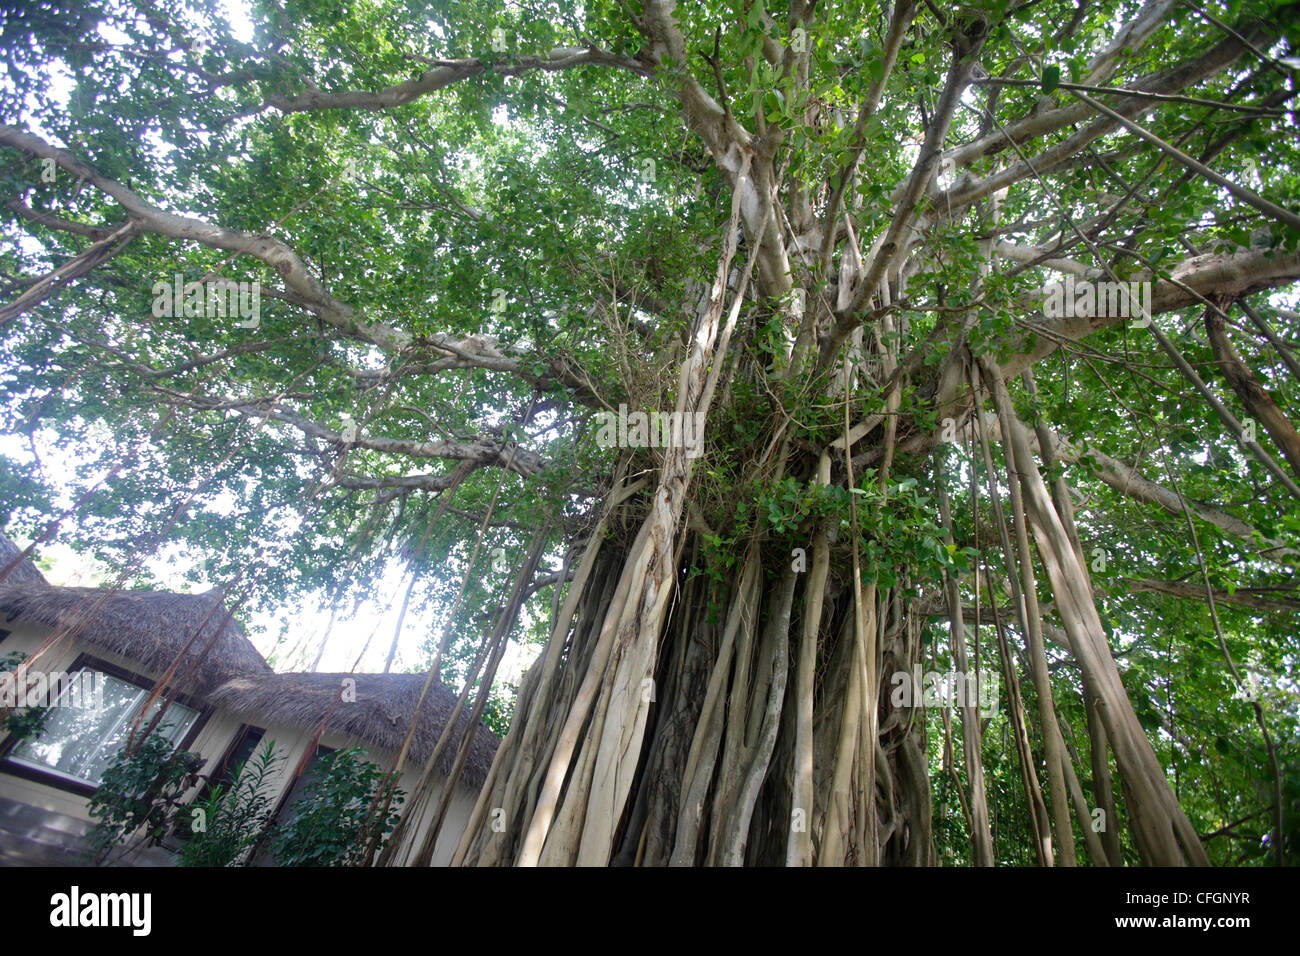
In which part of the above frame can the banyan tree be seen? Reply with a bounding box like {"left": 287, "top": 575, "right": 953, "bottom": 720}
{"left": 1, "top": 0, "right": 1298, "bottom": 866}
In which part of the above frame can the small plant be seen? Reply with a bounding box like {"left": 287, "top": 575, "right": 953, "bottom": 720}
{"left": 0, "top": 651, "right": 51, "bottom": 744}
{"left": 757, "top": 476, "right": 851, "bottom": 536}
{"left": 4, "top": 703, "right": 50, "bottom": 743}
{"left": 179, "top": 739, "right": 284, "bottom": 867}
{"left": 268, "top": 748, "right": 404, "bottom": 867}
{"left": 86, "top": 730, "right": 205, "bottom": 864}
{"left": 0, "top": 655, "right": 51, "bottom": 743}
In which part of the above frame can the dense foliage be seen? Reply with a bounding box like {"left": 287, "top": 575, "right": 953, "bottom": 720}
{"left": 268, "top": 747, "right": 404, "bottom": 866}
{"left": 86, "top": 729, "right": 205, "bottom": 862}
{"left": 177, "top": 738, "right": 283, "bottom": 867}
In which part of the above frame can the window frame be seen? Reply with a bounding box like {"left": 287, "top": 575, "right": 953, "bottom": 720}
{"left": 0, "top": 653, "right": 210, "bottom": 798}
{"left": 204, "top": 723, "right": 268, "bottom": 794}
{"left": 243, "top": 742, "right": 337, "bottom": 865}
{"left": 267, "top": 743, "right": 336, "bottom": 823}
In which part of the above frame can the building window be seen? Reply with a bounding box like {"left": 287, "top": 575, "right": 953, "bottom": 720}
{"left": 274, "top": 744, "right": 334, "bottom": 819}
{"left": 4, "top": 665, "right": 199, "bottom": 788}
{"left": 251, "top": 744, "right": 334, "bottom": 865}
{"left": 174, "top": 724, "right": 267, "bottom": 841}
{"left": 208, "top": 725, "right": 267, "bottom": 793}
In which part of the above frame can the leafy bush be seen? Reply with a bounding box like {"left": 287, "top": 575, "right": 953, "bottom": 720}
{"left": 268, "top": 748, "right": 404, "bottom": 867}
{"left": 86, "top": 730, "right": 205, "bottom": 863}
{"left": 0, "top": 651, "right": 51, "bottom": 744}
{"left": 179, "top": 739, "right": 283, "bottom": 867}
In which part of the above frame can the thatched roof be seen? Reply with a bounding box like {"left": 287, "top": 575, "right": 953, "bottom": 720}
{"left": 207, "top": 671, "right": 500, "bottom": 787}
{"left": 0, "top": 583, "right": 272, "bottom": 693}
{"left": 0, "top": 533, "right": 50, "bottom": 589}
{"left": 0, "top": 534, "right": 498, "bottom": 789}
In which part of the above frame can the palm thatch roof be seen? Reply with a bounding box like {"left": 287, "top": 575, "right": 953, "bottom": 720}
{"left": 0, "top": 582, "right": 272, "bottom": 693}
{"left": 0, "top": 534, "right": 498, "bottom": 790}
{"left": 207, "top": 671, "right": 500, "bottom": 787}
{"left": 0, "top": 533, "right": 50, "bottom": 589}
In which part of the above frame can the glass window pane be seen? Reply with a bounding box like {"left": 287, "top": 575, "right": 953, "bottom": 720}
{"left": 8, "top": 670, "right": 198, "bottom": 786}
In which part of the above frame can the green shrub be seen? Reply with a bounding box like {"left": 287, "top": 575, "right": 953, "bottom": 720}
{"left": 86, "top": 730, "right": 204, "bottom": 863}
{"left": 179, "top": 739, "right": 283, "bottom": 867}
{"left": 0, "top": 651, "right": 51, "bottom": 743}
{"left": 268, "top": 748, "right": 404, "bottom": 866}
